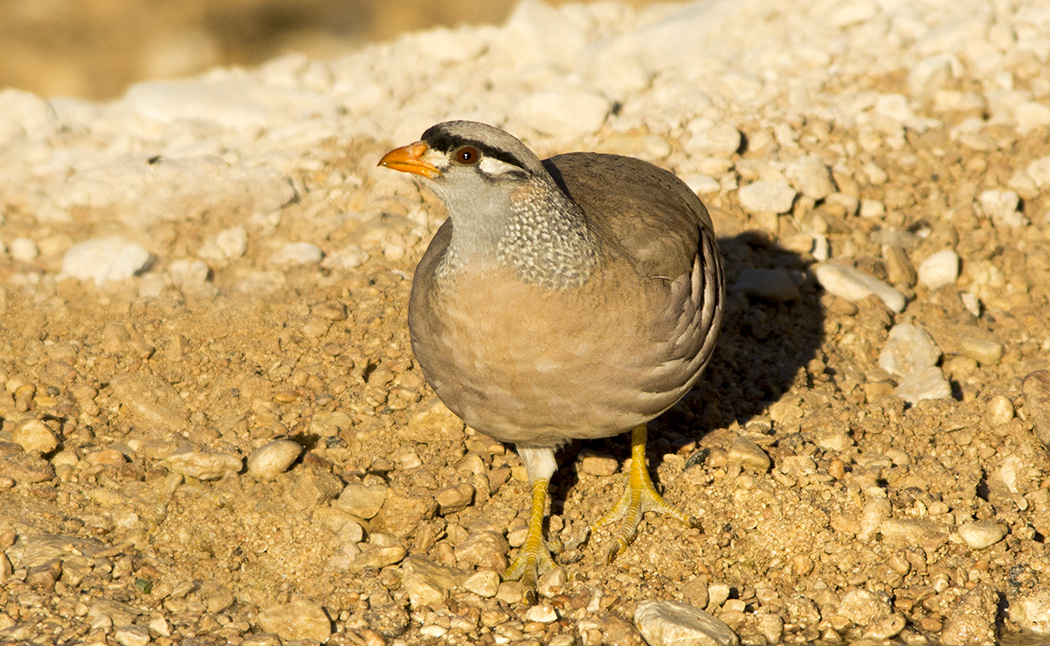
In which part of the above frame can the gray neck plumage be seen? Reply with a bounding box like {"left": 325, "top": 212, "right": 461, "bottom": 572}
{"left": 438, "top": 179, "right": 599, "bottom": 289}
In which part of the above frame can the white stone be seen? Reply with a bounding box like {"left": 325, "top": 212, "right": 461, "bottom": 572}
{"left": 879, "top": 324, "right": 942, "bottom": 377}
{"left": 0, "top": 89, "right": 58, "bottom": 146}
{"left": 634, "top": 600, "right": 739, "bottom": 646}
{"left": 895, "top": 366, "right": 952, "bottom": 403}
{"left": 787, "top": 156, "right": 836, "bottom": 200}
{"left": 918, "top": 249, "right": 960, "bottom": 290}
{"left": 270, "top": 242, "right": 323, "bottom": 266}
{"left": 1016, "top": 102, "right": 1050, "bottom": 135}
{"left": 113, "top": 625, "right": 150, "bottom": 646}
{"left": 163, "top": 450, "right": 243, "bottom": 481}
{"left": 168, "top": 259, "right": 211, "bottom": 287}
{"left": 978, "top": 189, "right": 1026, "bottom": 228}
{"left": 1009, "top": 590, "right": 1050, "bottom": 634}
{"left": 247, "top": 439, "right": 303, "bottom": 481}
{"left": 255, "top": 600, "right": 332, "bottom": 642}
{"left": 908, "top": 54, "right": 960, "bottom": 99}
{"left": 813, "top": 262, "right": 906, "bottom": 312}
{"left": 738, "top": 180, "right": 797, "bottom": 214}
{"left": 463, "top": 570, "right": 500, "bottom": 598}
{"left": 957, "top": 521, "right": 1006, "bottom": 549}
{"left": 518, "top": 92, "right": 610, "bottom": 139}
{"left": 60, "top": 237, "right": 154, "bottom": 286}
{"left": 682, "top": 174, "right": 722, "bottom": 195}
{"left": 10, "top": 238, "right": 39, "bottom": 262}
{"left": 686, "top": 123, "right": 742, "bottom": 157}
{"left": 1027, "top": 157, "right": 1050, "bottom": 188}
{"left": 838, "top": 589, "right": 892, "bottom": 627}
{"left": 12, "top": 419, "right": 59, "bottom": 454}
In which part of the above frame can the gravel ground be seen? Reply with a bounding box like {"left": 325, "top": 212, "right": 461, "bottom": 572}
{"left": 2, "top": 1, "right": 1050, "bottom": 644}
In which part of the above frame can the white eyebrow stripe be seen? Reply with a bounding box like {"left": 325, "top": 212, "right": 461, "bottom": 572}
{"left": 479, "top": 156, "right": 521, "bottom": 176}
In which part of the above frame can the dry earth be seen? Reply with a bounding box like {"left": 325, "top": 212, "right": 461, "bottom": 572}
{"left": 2, "top": 1, "right": 1050, "bottom": 645}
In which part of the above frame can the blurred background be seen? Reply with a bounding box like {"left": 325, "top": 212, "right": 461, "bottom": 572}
{"left": 1, "top": 0, "right": 673, "bottom": 100}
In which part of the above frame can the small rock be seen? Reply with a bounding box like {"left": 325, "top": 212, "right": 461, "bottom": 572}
{"left": 247, "top": 439, "right": 302, "bottom": 481}
{"left": 726, "top": 437, "right": 770, "bottom": 473}
{"left": 838, "top": 588, "right": 892, "bottom": 627}
{"left": 11, "top": 419, "right": 58, "bottom": 454}
{"left": 347, "top": 545, "right": 407, "bottom": 571}
{"left": 370, "top": 490, "right": 439, "bottom": 537}
{"left": 0, "top": 451, "right": 55, "bottom": 483}
{"left": 738, "top": 180, "right": 797, "bottom": 214}
{"left": 10, "top": 238, "right": 39, "bottom": 262}
{"left": 434, "top": 483, "right": 475, "bottom": 515}
{"left": 756, "top": 612, "right": 784, "bottom": 644}
{"left": 686, "top": 123, "right": 742, "bottom": 156}
{"left": 880, "top": 518, "right": 948, "bottom": 548}
{"left": 363, "top": 604, "right": 411, "bottom": 638}
{"left": 401, "top": 555, "right": 467, "bottom": 608}
{"left": 519, "top": 91, "right": 610, "bottom": 139}
{"left": 1027, "top": 156, "right": 1050, "bottom": 188}
{"left": 454, "top": 531, "right": 510, "bottom": 570}
{"left": 537, "top": 567, "right": 567, "bottom": 599}
{"left": 163, "top": 450, "right": 243, "bottom": 480}
{"left": 941, "top": 584, "right": 998, "bottom": 646}
{"left": 526, "top": 603, "right": 559, "bottom": 623}
{"left": 270, "top": 242, "right": 323, "bottom": 266}
{"left": 814, "top": 262, "right": 906, "bottom": 312}
{"left": 958, "top": 335, "right": 1004, "bottom": 365}
{"left": 786, "top": 156, "right": 836, "bottom": 200}
{"left": 334, "top": 483, "right": 388, "bottom": 519}
{"left": 26, "top": 560, "right": 62, "bottom": 591}
{"left": 255, "top": 600, "right": 331, "bottom": 642}
{"left": 881, "top": 244, "right": 917, "bottom": 287}
{"left": 114, "top": 625, "right": 150, "bottom": 646}
{"left": 918, "top": 249, "right": 960, "bottom": 289}
{"left": 634, "top": 600, "right": 739, "bottom": 646}
{"left": 463, "top": 569, "right": 500, "bottom": 597}
{"left": 978, "top": 189, "right": 1026, "bottom": 228}
{"left": 957, "top": 521, "right": 1006, "bottom": 549}
{"left": 60, "top": 237, "right": 154, "bottom": 285}
{"left": 731, "top": 269, "right": 799, "bottom": 302}
{"left": 1022, "top": 371, "right": 1050, "bottom": 449}
{"left": 864, "top": 613, "right": 906, "bottom": 640}
{"left": 1008, "top": 589, "right": 1050, "bottom": 635}
{"left": 682, "top": 577, "right": 709, "bottom": 610}
{"left": 110, "top": 373, "right": 190, "bottom": 432}
{"left": 579, "top": 450, "right": 619, "bottom": 476}
{"left": 895, "top": 366, "right": 952, "bottom": 403}
{"left": 879, "top": 323, "right": 942, "bottom": 377}
{"left": 985, "top": 394, "right": 1014, "bottom": 427}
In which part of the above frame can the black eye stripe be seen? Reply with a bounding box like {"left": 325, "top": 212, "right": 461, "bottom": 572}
{"left": 423, "top": 130, "right": 528, "bottom": 171}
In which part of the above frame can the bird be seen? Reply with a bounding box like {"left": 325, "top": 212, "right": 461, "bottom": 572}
{"left": 379, "top": 120, "right": 724, "bottom": 604}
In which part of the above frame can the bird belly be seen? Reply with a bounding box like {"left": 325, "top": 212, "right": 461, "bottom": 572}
{"left": 410, "top": 267, "right": 711, "bottom": 447}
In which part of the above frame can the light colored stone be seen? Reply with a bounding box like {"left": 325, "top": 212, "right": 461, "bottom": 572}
{"left": 918, "top": 249, "right": 960, "bottom": 290}
{"left": 164, "top": 450, "right": 243, "bottom": 481}
{"left": 60, "top": 237, "right": 154, "bottom": 286}
{"left": 434, "top": 483, "right": 475, "bottom": 515}
{"left": 114, "top": 625, "right": 150, "bottom": 646}
{"left": 941, "top": 584, "right": 998, "bottom": 646}
{"left": 270, "top": 242, "right": 323, "bottom": 266}
{"left": 10, "top": 238, "right": 39, "bottom": 262}
{"left": 1027, "top": 157, "right": 1050, "bottom": 188}
{"left": 959, "top": 335, "right": 1004, "bottom": 365}
{"left": 957, "top": 521, "right": 1006, "bottom": 549}
{"left": 255, "top": 599, "right": 331, "bottom": 642}
{"left": 110, "top": 373, "right": 189, "bottom": 432}
{"left": 726, "top": 436, "right": 770, "bottom": 473}
{"left": 838, "top": 588, "right": 891, "bottom": 627}
{"left": 1022, "top": 371, "right": 1050, "bottom": 449}
{"left": 738, "top": 180, "right": 797, "bottom": 214}
{"left": 1008, "top": 589, "right": 1050, "bottom": 635}
{"left": 634, "top": 600, "right": 739, "bottom": 646}
{"left": 978, "top": 189, "right": 1026, "bottom": 228}
{"left": 454, "top": 531, "right": 510, "bottom": 570}
{"left": 879, "top": 323, "right": 942, "bottom": 377}
{"left": 463, "top": 570, "right": 500, "bottom": 598}
{"left": 895, "top": 366, "right": 952, "bottom": 403}
{"left": 985, "top": 394, "right": 1014, "bottom": 427}
{"left": 247, "top": 439, "right": 302, "bottom": 481}
{"left": 687, "top": 122, "right": 742, "bottom": 156}
{"left": 519, "top": 91, "right": 610, "bottom": 139}
{"left": 814, "top": 262, "right": 906, "bottom": 312}
{"left": 579, "top": 450, "right": 619, "bottom": 476}
{"left": 334, "top": 483, "right": 388, "bottom": 519}
{"left": 11, "top": 419, "right": 58, "bottom": 454}
{"left": 786, "top": 156, "right": 836, "bottom": 200}
{"left": 732, "top": 269, "right": 799, "bottom": 302}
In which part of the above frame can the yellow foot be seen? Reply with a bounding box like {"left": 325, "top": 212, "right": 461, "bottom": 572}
{"left": 590, "top": 424, "right": 700, "bottom": 562}
{"left": 502, "top": 476, "right": 555, "bottom": 604}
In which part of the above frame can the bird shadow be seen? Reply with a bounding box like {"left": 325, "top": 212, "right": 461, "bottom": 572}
{"left": 554, "top": 232, "right": 825, "bottom": 512}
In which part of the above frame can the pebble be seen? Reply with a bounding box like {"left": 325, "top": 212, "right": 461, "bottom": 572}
{"left": 1022, "top": 371, "right": 1050, "bottom": 449}
{"left": 518, "top": 91, "right": 611, "bottom": 139}
{"left": 113, "top": 625, "right": 150, "bottom": 646}
{"left": 882, "top": 244, "right": 917, "bottom": 286}
{"left": 786, "top": 156, "right": 836, "bottom": 200}
{"left": 163, "top": 449, "right": 243, "bottom": 481}
{"left": 255, "top": 599, "right": 332, "bottom": 643}
{"left": 463, "top": 569, "right": 500, "bottom": 598}
{"left": 957, "top": 521, "right": 1006, "bottom": 549}
{"left": 346, "top": 545, "right": 406, "bottom": 571}
{"left": 940, "top": 584, "right": 998, "bottom": 646}
{"left": 60, "top": 237, "right": 154, "bottom": 285}
{"left": 814, "top": 262, "right": 906, "bottom": 312}
{"left": 686, "top": 122, "right": 742, "bottom": 156}
{"left": 978, "top": 189, "right": 1026, "bottom": 228}
{"left": 879, "top": 323, "right": 941, "bottom": 377}
{"left": 525, "top": 603, "right": 559, "bottom": 623}
{"left": 269, "top": 242, "right": 323, "bottom": 266}
{"left": 731, "top": 269, "right": 799, "bottom": 302}
{"left": 958, "top": 334, "right": 1003, "bottom": 365}
{"left": 895, "top": 366, "right": 952, "bottom": 403}
{"left": 11, "top": 418, "right": 58, "bottom": 454}
{"left": 370, "top": 490, "right": 439, "bottom": 538}
{"left": 401, "top": 555, "right": 467, "bottom": 608}
{"left": 10, "top": 237, "right": 39, "bottom": 262}
{"left": 579, "top": 450, "right": 620, "bottom": 476}
{"left": 109, "top": 373, "right": 190, "bottom": 432}
{"left": 434, "top": 483, "right": 475, "bottom": 515}
{"left": 737, "top": 180, "right": 797, "bottom": 214}
{"left": 246, "top": 439, "right": 302, "bottom": 481}
{"left": 453, "top": 531, "right": 510, "bottom": 570}
{"left": 726, "top": 436, "right": 771, "bottom": 472}
{"left": 917, "top": 249, "right": 960, "bottom": 290}
{"left": 1008, "top": 589, "right": 1050, "bottom": 635}
{"left": 1027, "top": 157, "right": 1050, "bottom": 188}
{"left": 536, "top": 567, "right": 567, "bottom": 599}
{"left": 837, "top": 589, "right": 891, "bottom": 627}
{"left": 985, "top": 394, "right": 1014, "bottom": 427}
{"left": 634, "top": 600, "right": 739, "bottom": 646}
{"left": 863, "top": 613, "right": 906, "bottom": 640}
{"left": 334, "top": 483, "right": 388, "bottom": 519}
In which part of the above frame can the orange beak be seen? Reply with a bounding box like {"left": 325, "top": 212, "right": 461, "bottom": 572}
{"left": 378, "top": 142, "right": 441, "bottom": 179}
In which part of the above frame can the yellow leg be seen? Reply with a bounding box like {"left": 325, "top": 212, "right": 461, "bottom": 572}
{"left": 591, "top": 424, "right": 699, "bottom": 562}
{"left": 503, "top": 476, "right": 555, "bottom": 604}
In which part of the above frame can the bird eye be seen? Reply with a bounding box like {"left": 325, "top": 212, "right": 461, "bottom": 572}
{"left": 454, "top": 146, "right": 480, "bottom": 164}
